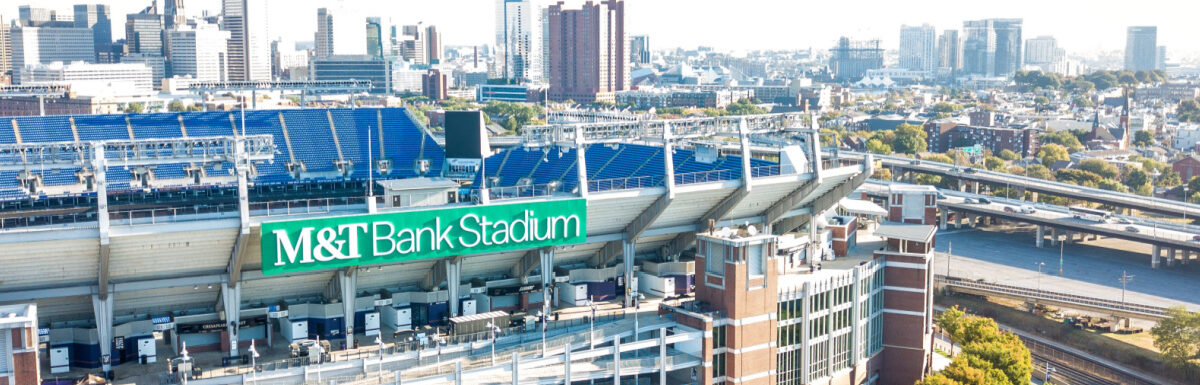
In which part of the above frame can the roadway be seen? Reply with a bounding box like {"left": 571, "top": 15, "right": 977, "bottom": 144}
{"left": 836, "top": 150, "right": 1200, "bottom": 219}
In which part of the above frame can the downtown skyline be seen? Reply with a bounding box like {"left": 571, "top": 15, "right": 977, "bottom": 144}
{"left": 2, "top": 0, "right": 1199, "bottom": 59}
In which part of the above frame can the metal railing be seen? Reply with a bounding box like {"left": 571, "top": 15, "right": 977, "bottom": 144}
{"left": 112, "top": 203, "right": 241, "bottom": 226}
{"left": 935, "top": 275, "right": 1169, "bottom": 319}
{"left": 588, "top": 175, "right": 662, "bottom": 192}
{"left": 821, "top": 158, "right": 861, "bottom": 170}
{"left": 471, "top": 184, "right": 559, "bottom": 202}
{"left": 674, "top": 169, "right": 738, "bottom": 185}
{"left": 750, "top": 164, "right": 796, "bottom": 178}
{"left": 248, "top": 196, "right": 366, "bottom": 217}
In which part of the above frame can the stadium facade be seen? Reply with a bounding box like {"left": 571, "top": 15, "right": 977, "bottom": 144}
{"left": 0, "top": 108, "right": 933, "bottom": 384}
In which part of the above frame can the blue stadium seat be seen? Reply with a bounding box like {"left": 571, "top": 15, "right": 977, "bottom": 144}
{"left": 129, "top": 113, "right": 183, "bottom": 139}
{"left": 73, "top": 114, "right": 131, "bottom": 141}
{"left": 181, "top": 112, "right": 236, "bottom": 137}
{"left": 14, "top": 116, "right": 73, "bottom": 143}
{"left": 0, "top": 118, "right": 16, "bottom": 144}
{"left": 282, "top": 110, "right": 339, "bottom": 172}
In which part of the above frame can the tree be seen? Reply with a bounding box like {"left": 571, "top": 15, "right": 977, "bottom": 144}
{"left": 1037, "top": 143, "right": 1070, "bottom": 166}
{"left": 1025, "top": 164, "right": 1054, "bottom": 180}
{"left": 1072, "top": 95, "right": 1094, "bottom": 108}
{"left": 866, "top": 138, "right": 892, "bottom": 155}
{"left": 124, "top": 103, "right": 145, "bottom": 113}
{"left": 725, "top": 98, "right": 767, "bottom": 115}
{"left": 1077, "top": 159, "right": 1119, "bottom": 179}
{"left": 871, "top": 167, "right": 892, "bottom": 180}
{"left": 1124, "top": 169, "right": 1151, "bottom": 191}
{"left": 1188, "top": 176, "right": 1200, "bottom": 198}
{"left": 922, "top": 154, "right": 955, "bottom": 165}
{"left": 168, "top": 100, "right": 186, "bottom": 112}
{"left": 1150, "top": 306, "right": 1200, "bottom": 364}
{"left": 983, "top": 156, "right": 1006, "bottom": 172}
{"left": 1056, "top": 169, "right": 1104, "bottom": 187}
{"left": 1158, "top": 170, "right": 1182, "bottom": 188}
{"left": 997, "top": 149, "right": 1020, "bottom": 161}
{"left": 892, "top": 123, "right": 928, "bottom": 155}
{"left": 1133, "top": 130, "right": 1155, "bottom": 147}
{"left": 1098, "top": 179, "right": 1130, "bottom": 193}
{"left": 1180, "top": 99, "right": 1200, "bottom": 123}
{"left": 930, "top": 307, "right": 1032, "bottom": 385}
{"left": 1039, "top": 131, "right": 1083, "bottom": 153}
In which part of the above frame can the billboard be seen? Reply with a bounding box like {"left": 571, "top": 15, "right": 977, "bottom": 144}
{"left": 261, "top": 199, "right": 587, "bottom": 275}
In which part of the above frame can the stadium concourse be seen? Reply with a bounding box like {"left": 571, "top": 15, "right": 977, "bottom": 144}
{"left": 0, "top": 108, "right": 893, "bottom": 384}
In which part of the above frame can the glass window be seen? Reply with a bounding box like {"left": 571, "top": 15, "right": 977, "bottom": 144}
{"left": 706, "top": 244, "right": 725, "bottom": 276}
{"left": 748, "top": 244, "right": 764, "bottom": 277}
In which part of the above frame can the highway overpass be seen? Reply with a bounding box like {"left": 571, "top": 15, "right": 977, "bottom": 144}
{"left": 835, "top": 150, "right": 1200, "bottom": 219}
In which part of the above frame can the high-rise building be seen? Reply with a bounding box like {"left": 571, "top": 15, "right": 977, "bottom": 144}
{"left": 74, "top": 4, "right": 113, "bottom": 62}
{"left": 313, "top": 5, "right": 368, "bottom": 59}
{"left": 422, "top": 68, "right": 447, "bottom": 100}
{"left": 630, "top": 34, "right": 650, "bottom": 65}
{"left": 315, "top": 8, "right": 334, "bottom": 59}
{"left": 963, "top": 18, "right": 1023, "bottom": 77}
{"left": 366, "top": 17, "right": 384, "bottom": 58}
{"left": 311, "top": 55, "right": 392, "bottom": 94}
{"left": 829, "top": 37, "right": 883, "bottom": 81}
{"left": 1157, "top": 46, "right": 1167, "bottom": 71}
{"left": 222, "top": 0, "right": 270, "bottom": 81}
{"left": 125, "top": 12, "right": 164, "bottom": 56}
{"left": 164, "top": 0, "right": 187, "bottom": 28}
{"left": 11, "top": 26, "right": 96, "bottom": 83}
{"left": 0, "top": 19, "right": 11, "bottom": 78}
{"left": 1125, "top": 26, "right": 1157, "bottom": 71}
{"left": 426, "top": 25, "right": 443, "bottom": 64}
{"left": 546, "top": 0, "right": 628, "bottom": 103}
{"left": 937, "top": 29, "right": 961, "bottom": 75}
{"left": 168, "top": 21, "right": 230, "bottom": 82}
{"left": 1024, "top": 35, "right": 1065, "bottom": 74}
{"left": 18, "top": 6, "right": 57, "bottom": 26}
{"left": 19, "top": 61, "right": 154, "bottom": 95}
{"left": 494, "top": 0, "right": 542, "bottom": 83}
{"left": 898, "top": 24, "right": 937, "bottom": 72}
{"left": 399, "top": 25, "right": 426, "bottom": 65}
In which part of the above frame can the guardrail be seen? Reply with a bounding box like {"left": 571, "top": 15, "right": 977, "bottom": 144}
{"left": 588, "top": 175, "right": 662, "bottom": 192}
{"left": 249, "top": 197, "right": 366, "bottom": 217}
{"left": 935, "top": 275, "right": 1169, "bottom": 319}
{"left": 674, "top": 169, "right": 738, "bottom": 185}
{"left": 471, "top": 184, "right": 560, "bottom": 202}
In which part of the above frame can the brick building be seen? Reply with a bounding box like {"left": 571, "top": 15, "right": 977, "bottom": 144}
{"left": 0, "top": 304, "right": 39, "bottom": 385}
{"left": 924, "top": 121, "right": 1039, "bottom": 157}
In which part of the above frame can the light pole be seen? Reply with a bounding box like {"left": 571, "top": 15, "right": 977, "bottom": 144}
{"left": 1035, "top": 262, "right": 1046, "bottom": 292}
{"left": 375, "top": 336, "right": 384, "bottom": 381}
{"left": 1184, "top": 186, "right": 1189, "bottom": 223}
{"left": 946, "top": 241, "right": 952, "bottom": 277}
{"left": 180, "top": 342, "right": 190, "bottom": 385}
{"left": 1059, "top": 235, "right": 1065, "bottom": 276}
{"left": 487, "top": 322, "right": 500, "bottom": 366}
{"left": 537, "top": 310, "right": 547, "bottom": 357}
{"left": 632, "top": 293, "right": 646, "bottom": 342}
{"left": 587, "top": 298, "right": 598, "bottom": 349}
{"left": 248, "top": 341, "right": 259, "bottom": 385}
{"left": 1119, "top": 271, "right": 1134, "bottom": 306}
{"left": 1044, "top": 362, "right": 1056, "bottom": 383}
{"left": 434, "top": 334, "right": 444, "bottom": 373}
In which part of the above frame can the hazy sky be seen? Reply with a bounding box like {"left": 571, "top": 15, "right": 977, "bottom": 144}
{"left": 5, "top": 0, "right": 1199, "bottom": 57}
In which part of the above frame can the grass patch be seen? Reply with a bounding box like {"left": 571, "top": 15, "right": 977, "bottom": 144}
{"left": 937, "top": 293, "right": 1200, "bottom": 384}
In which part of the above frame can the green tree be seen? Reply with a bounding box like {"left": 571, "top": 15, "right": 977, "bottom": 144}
{"left": 922, "top": 154, "right": 955, "bottom": 165}
{"left": 168, "top": 100, "right": 185, "bottom": 112}
{"left": 1072, "top": 95, "right": 1095, "bottom": 108}
{"left": 983, "top": 156, "right": 1006, "bottom": 171}
{"left": 1039, "top": 131, "right": 1083, "bottom": 153}
{"left": 892, "top": 123, "right": 928, "bottom": 155}
{"left": 1124, "top": 169, "right": 1151, "bottom": 190}
{"left": 1158, "top": 170, "right": 1182, "bottom": 188}
{"left": 1188, "top": 176, "right": 1200, "bottom": 197}
{"left": 124, "top": 103, "right": 145, "bottom": 113}
{"left": 1037, "top": 143, "right": 1070, "bottom": 166}
{"left": 725, "top": 98, "right": 767, "bottom": 115}
{"left": 1098, "top": 179, "right": 1130, "bottom": 193}
{"left": 1056, "top": 169, "right": 1104, "bottom": 187}
{"left": 1077, "top": 159, "right": 1119, "bottom": 179}
{"left": 1150, "top": 306, "right": 1200, "bottom": 364}
{"left": 997, "top": 149, "right": 1020, "bottom": 161}
{"left": 1180, "top": 99, "right": 1200, "bottom": 123}
{"left": 1025, "top": 164, "right": 1054, "bottom": 180}
{"left": 866, "top": 138, "right": 892, "bottom": 155}
{"left": 1133, "top": 130, "right": 1156, "bottom": 147}
{"left": 930, "top": 307, "right": 1032, "bottom": 385}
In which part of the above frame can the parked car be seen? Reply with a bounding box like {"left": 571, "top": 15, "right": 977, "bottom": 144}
{"left": 1125, "top": 226, "right": 1140, "bottom": 233}
{"left": 978, "top": 198, "right": 993, "bottom": 204}
{"left": 1115, "top": 217, "right": 1132, "bottom": 224}
{"left": 1192, "top": 235, "right": 1200, "bottom": 242}
{"left": 1020, "top": 205, "right": 1037, "bottom": 214}
{"left": 964, "top": 198, "right": 979, "bottom": 204}
{"left": 1003, "top": 206, "right": 1016, "bottom": 213}
{"left": 936, "top": 193, "right": 947, "bottom": 200}
{"left": 963, "top": 167, "right": 978, "bottom": 173}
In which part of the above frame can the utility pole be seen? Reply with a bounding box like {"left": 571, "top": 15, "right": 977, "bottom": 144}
{"left": 1059, "top": 235, "right": 1065, "bottom": 276}
{"left": 1119, "top": 271, "right": 1134, "bottom": 306}
{"left": 946, "top": 241, "right": 952, "bottom": 276}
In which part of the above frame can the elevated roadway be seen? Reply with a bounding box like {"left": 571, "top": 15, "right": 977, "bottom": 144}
{"left": 936, "top": 275, "right": 1169, "bottom": 321}
{"left": 835, "top": 150, "right": 1200, "bottom": 219}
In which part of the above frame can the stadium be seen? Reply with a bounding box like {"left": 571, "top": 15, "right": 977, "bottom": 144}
{"left": 0, "top": 107, "right": 936, "bottom": 385}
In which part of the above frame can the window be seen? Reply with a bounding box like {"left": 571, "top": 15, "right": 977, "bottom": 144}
{"left": 748, "top": 244, "right": 764, "bottom": 277}
{"left": 706, "top": 244, "right": 726, "bottom": 276}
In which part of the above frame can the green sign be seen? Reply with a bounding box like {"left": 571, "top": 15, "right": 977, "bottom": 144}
{"left": 261, "top": 199, "right": 587, "bottom": 275}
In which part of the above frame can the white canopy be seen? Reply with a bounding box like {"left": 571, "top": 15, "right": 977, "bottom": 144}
{"left": 839, "top": 198, "right": 888, "bottom": 217}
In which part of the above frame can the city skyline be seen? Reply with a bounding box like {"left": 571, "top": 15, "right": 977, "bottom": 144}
{"left": 3, "top": 0, "right": 1199, "bottom": 58}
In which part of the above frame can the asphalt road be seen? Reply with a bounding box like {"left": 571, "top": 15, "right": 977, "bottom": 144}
{"left": 932, "top": 224, "right": 1200, "bottom": 312}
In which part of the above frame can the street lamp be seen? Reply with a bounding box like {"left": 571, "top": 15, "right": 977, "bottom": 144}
{"left": 1035, "top": 262, "right": 1046, "bottom": 292}
{"left": 486, "top": 322, "right": 501, "bottom": 366}
{"left": 587, "top": 298, "right": 598, "bottom": 349}
{"left": 1119, "top": 271, "right": 1134, "bottom": 306}
{"left": 632, "top": 293, "right": 646, "bottom": 342}
{"left": 248, "top": 341, "right": 260, "bottom": 385}
{"left": 536, "top": 310, "right": 547, "bottom": 357}
{"left": 375, "top": 336, "right": 384, "bottom": 381}
{"left": 433, "top": 334, "right": 444, "bottom": 373}
{"left": 1058, "top": 235, "right": 1065, "bottom": 276}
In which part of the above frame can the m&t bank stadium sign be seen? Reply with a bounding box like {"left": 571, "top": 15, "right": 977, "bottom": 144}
{"left": 261, "top": 199, "right": 587, "bottom": 275}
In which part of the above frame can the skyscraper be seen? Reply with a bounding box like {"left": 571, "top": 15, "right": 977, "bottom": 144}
{"left": 18, "top": 6, "right": 56, "bottom": 26}
{"left": 74, "top": 4, "right": 112, "bottom": 62}
{"left": 168, "top": 21, "right": 230, "bottom": 82}
{"left": 1157, "top": 46, "right": 1167, "bottom": 71}
{"left": 11, "top": 26, "right": 96, "bottom": 83}
{"left": 313, "top": 5, "right": 368, "bottom": 59}
{"left": 125, "top": 12, "right": 164, "bottom": 56}
{"left": 495, "top": 0, "right": 542, "bottom": 83}
{"left": 630, "top": 35, "right": 650, "bottom": 65}
{"left": 366, "top": 17, "right": 383, "bottom": 58}
{"left": 937, "top": 29, "right": 961, "bottom": 75}
{"left": 546, "top": 0, "right": 628, "bottom": 103}
{"left": 426, "top": 25, "right": 443, "bottom": 64}
{"left": 898, "top": 24, "right": 937, "bottom": 72}
{"left": 963, "top": 18, "right": 1023, "bottom": 77}
{"left": 399, "top": 25, "right": 426, "bottom": 64}
{"left": 315, "top": 8, "right": 334, "bottom": 59}
{"left": 0, "top": 16, "right": 12, "bottom": 78}
{"left": 164, "top": 0, "right": 187, "bottom": 28}
{"left": 222, "top": 0, "right": 270, "bottom": 81}
{"left": 829, "top": 37, "right": 883, "bottom": 81}
{"left": 1125, "top": 26, "right": 1157, "bottom": 71}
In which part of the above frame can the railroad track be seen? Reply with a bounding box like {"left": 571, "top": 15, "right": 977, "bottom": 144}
{"left": 1031, "top": 350, "right": 1118, "bottom": 385}
{"left": 1022, "top": 336, "right": 1161, "bottom": 385}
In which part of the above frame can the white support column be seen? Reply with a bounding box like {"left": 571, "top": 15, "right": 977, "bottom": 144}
{"left": 1050, "top": 228, "right": 1059, "bottom": 246}
{"left": 613, "top": 337, "right": 621, "bottom": 383}
{"left": 738, "top": 118, "right": 754, "bottom": 191}
{"left": 1152, "top": 245, "right": 1161, "bottom": 268}
{"left": 575, "top": 126, "right": 590, "bottom": 198}
{"left": 663, "top": 123, "right": 677, "bottom": 198}
{"left": 1036, "top": 225, "right": 1044, "bottom": 248}
{"left": 511, "top": 352, "right": 520, "bottom": 384}
{"left": 809, "top": 112, "right": 823, "bottom": 178}
{"left": 540, "top": 248, "right": 555, "bottom": 316}
{"left": 659, "top": 327, "right": 668, "bottom": 385}
{"left": 340, "top": 269, "right": 358, "bottom": 349}
{"left": 939, "top": 210, "right": 948, "bottom": 231}
{"left": 95, "top": 145, "right": 111, "bottom": 299}
{"left": 455, "top": 361, "right": 463, "bottom": 385}
{"left": 92, "top": 293, "right": 114, "bottom": 377}
{"left": 222, "top": 282, "right": 242, "bottom": 357}
{"left": 623, "top": 240, "right": 637, "bottom": 307}
{"left": 565, "top": 342, "right": 573, "bottom": 384}
{"left": 1168, "top": 248, "right": 1177, "bottom": 267}
{"left": 850, "top": 268, "right": 862, "bottom": 364}
{"left": 447, "top": 259, "right": 461, "bottom": 316}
